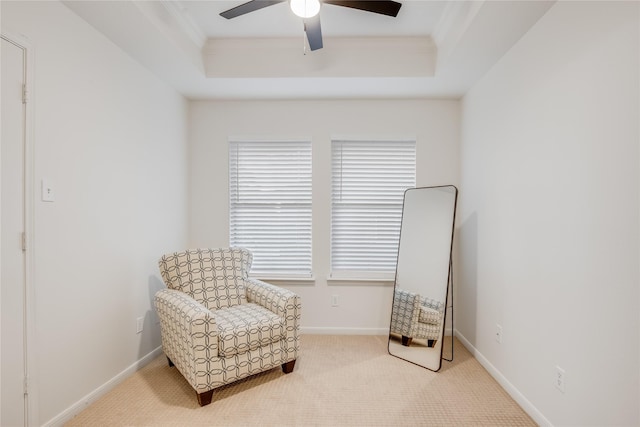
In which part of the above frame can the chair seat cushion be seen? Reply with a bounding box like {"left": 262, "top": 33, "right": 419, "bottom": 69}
{"left": 215, "top": 303, "right": 285, "bottom": 357}
{"left": 418, "top": 305, "right": 442, "bottom": 325}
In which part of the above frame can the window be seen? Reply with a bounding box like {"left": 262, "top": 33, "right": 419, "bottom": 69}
{"left": 331, "top": 139, "right": 416, "bottom": 279}
{"left": 229, "top": 140, "right": 312, "bottom": 277}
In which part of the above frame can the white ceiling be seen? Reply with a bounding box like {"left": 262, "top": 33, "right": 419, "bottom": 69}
{"left": 63, "top": 0, "right": 555, "bottom": 100}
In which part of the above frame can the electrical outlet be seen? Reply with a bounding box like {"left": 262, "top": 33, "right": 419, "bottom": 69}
{"left": 136, "top": 317, "right": 144, "bottom": 334}
{"left": 331, "top": 295, "right": 339, "bottom": 307}
{"left": 555, "top": 366, "right": 566, "bottom": 393}
{"left": 496, "top": 324, "right": 503, "bottom": 343}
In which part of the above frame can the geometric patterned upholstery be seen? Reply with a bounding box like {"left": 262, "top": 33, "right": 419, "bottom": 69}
{"left": 154, "top": 248, "right": 301, "bottom": 405}
{"left": 158, "top": 248, "right": 251, "bottom": 310}
{"left": 418, "top": 305, "right": 442, "bottom": 325}
{"left": 390, "top": 288, "right": 444, "bottom": 344}
{"left": 215, "top": 303, "right": 284, "bottom": 357}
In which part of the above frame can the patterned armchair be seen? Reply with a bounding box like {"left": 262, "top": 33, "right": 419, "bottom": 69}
{"left": 154, "top": 248, "right": 301, "bottom": 406}
{"left": 390, "top": 288, "right": 444, "bottom": 347}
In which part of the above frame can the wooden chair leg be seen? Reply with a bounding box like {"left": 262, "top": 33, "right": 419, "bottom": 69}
{"left": 197, "top": 390, "right": 214, "bottom": 407}
{"left": 401, "top": 336, "right": 413, "bottom": 346}
{"left": 282, "top": 360, "right": 296, "bottom": 373}
{"left": 167, "top": 357, "right": 174, "bottom": 367}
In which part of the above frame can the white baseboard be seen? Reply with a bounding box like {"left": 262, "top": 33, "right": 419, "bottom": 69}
{"left": 43, "top": 331, "right": 551, "bottom": 427}
{"left": 42, "top": 346, "right": 163, "bottom": 427}
{"left": 301, "top": 326, "right": 388, "bottom": 335}
{"left": 454, "top": 330, "right": 552, "bottom": 427}
{"left": 301, "top": 327, "right": 454, "bottom": 336}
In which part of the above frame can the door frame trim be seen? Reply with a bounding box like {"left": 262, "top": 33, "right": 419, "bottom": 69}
{"left": 1, "top": 31, "right": 37, "bottom": 427}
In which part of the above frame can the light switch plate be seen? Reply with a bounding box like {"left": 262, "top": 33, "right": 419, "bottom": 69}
{"left": 41, "top": 179, "right": 55, "bottom": 202}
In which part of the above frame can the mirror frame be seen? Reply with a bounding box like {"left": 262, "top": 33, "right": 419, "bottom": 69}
{"left": 387, "top": 185, "right": 458, "bottom": 372}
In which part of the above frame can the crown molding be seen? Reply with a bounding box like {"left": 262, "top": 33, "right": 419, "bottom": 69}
{"left": 159, "top": 0, "right": 207, "bottom": 48}
{"left": 431, "top": 0, "right": 484, "bottom": 69}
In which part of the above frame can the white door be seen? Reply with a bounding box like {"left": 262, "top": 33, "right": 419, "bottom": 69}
{"left": 1, "top": 36, "right": 28, "bottom": 427}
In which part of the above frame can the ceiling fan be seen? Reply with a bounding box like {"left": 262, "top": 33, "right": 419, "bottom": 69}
{"left": 219, "top": 0, "right": 403, "bottom": 51}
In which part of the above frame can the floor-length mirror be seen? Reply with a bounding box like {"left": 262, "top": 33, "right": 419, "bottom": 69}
{"left": 388, "top": 185, "right": 458, "bottom": 371}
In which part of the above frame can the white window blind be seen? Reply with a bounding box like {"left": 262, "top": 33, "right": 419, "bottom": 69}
{"left": 331, "top": 139, "right": 416, "bottom": 277}
{"left": 229, "top": 140, "right": 312, "bottom": 277}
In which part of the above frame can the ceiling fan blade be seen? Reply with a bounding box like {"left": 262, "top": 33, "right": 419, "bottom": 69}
{"left": 305, "top": 15, "right": 323, "bottom": 51}
{"left": 323, "top": 0, "right": 402, "bottom": 17}
{"left": 220, "top": 0, "right": 286, "bottom": 19}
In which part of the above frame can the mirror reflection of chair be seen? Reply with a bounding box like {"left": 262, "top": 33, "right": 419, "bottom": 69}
{"left": 154, "top": 248, "right": 301, "bottom": 406}
{"left": 390, "top": 288, "right": 444, "bottom": 347}
{"left": 388, "top": 185, "right": 457, "bottom": 371}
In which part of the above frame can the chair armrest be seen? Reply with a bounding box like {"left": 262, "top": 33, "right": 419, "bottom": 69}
{"left": 245, "top": 279, "right": 301, "bottom": 360}
{"left": 154, "top": 289, "right": 218, "bottom": 391}
{"left": 245, "top": 279, "right": 300, "bottom": 318}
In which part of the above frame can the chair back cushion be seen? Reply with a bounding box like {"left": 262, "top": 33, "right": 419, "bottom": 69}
{"left": 158, "top": 248, "right": 251, "bottom": 310}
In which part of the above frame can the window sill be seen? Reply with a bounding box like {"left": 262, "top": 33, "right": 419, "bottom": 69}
{"left": 326, "top": 277, "right": 395, "bottom": 286}
{"left": 250, "top": 276, "right": 316, "bottom": 286}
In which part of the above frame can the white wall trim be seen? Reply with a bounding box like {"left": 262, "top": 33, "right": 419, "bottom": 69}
{"left": 303, "top": 327, "right": 455, "bottom": 337}
{"left": 326, "top": 277, "right": 394, "bottom": 287}
{"left": 1, "top": 30, "right": 38, "bottom": 427}
{"left": 227, "top": 135, "right": 313, "bottom": 143}
{"left": 330, "top": 134, "right": 418, "bottom": 143}
{"left": 158, "top": 0, "right": 207, "bottom": 48}
{"left": 301, "top": 327, "right": 388, "bottom": 336}
{"left": 42, "top": 346, "right": 163, "bottom": 427}
{"left": 454, "top": 330, "right": 553, "bottom": 427}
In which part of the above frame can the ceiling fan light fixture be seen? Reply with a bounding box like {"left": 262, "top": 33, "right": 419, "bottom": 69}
{"left": 290, "top": 0, "right": 321, "bottom": 18}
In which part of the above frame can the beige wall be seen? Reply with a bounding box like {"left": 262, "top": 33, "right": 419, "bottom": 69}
{"left": 6, "top": 1, "right": 638, "bottom": 425}
{"left": 2, "top": 1, "right": 190, "bottom": 424}
{"left": 459, "top": 1, "right": 639, "bottom": 425}
{"left": 189, "top": 99, "right": 460, "bottom": 333}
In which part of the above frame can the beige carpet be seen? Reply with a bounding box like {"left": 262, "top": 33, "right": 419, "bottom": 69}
{"left": 66, "top": 335, "right": 536, "bottom": 426}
